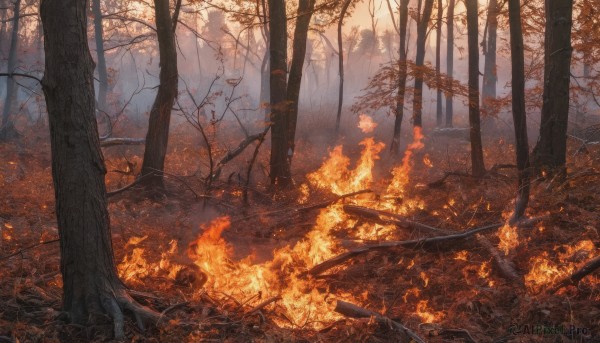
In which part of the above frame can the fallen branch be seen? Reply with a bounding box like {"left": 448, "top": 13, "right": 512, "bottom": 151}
{"left": 476, "top": 234, "right": 522, "bottom": 284}
{"left": 307, "top": 217, "right": 544, "bottom": 276}
{"left": 100, "top": 137, "right": 145, "bottom": 147}
{"left": 244, "top": 295, "right": 281, "bottom": 316}
{"left": 343, "top": 204, "right": 452, "bottom": 235}
{"left": 334, "top": 300, "right": 425, "bottom": 343}
{"left": 0, "top": 239, "right": 59, "bottom": 261}
{"left": 549, "top": 255, "right": 600, "bottom": 294}
{"left": 212, "top": 132, "right": 264, "bottom": 180}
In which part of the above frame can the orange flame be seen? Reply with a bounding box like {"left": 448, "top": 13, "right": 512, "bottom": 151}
{"left": 357, "top": 114, "right": 378, "bottom": 133}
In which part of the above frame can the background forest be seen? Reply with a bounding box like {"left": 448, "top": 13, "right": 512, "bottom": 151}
{"left": 0, "top": 0, "right": 599, "bottom": 342}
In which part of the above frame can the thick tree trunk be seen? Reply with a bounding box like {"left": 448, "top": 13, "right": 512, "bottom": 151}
{"left": 507, "top": 0, "right": 530, "bottom": 222}
{"left": 40, "top": 0, "right": 157, "bottom": 339}
{"left": 92, "top": 0, "right": 108, "bottom": 112}
{"left": 335, "top": 0, "right": 353, "bottom": 133}
{"left": 445, "top": 0, "right": 455, "bottom": 127}
{"left": 532, "top": 0, "right": 574, "bottom": 176}
{"left": 481, "top": 0, "right": 498, "bottom": 121}
{"left": 0, "top": 0, "right": 20, "bottom": 140}
{"left": 259, "top": 0, "right": 270, "bottom": 120}
{"left": 466, "top": 0, "right": 486, "bottom": 177}
{"left": 140, "top": 0, "right": 179, "bottom": 189}
{"left": 390, "top": 0, "right": 409, "bottom": 154}
{"left": 286, "top": 0, "right": 316, "bottom": 163}
{"left": 268, "top": 0, "right": 291, "bottom": 187}
{"left": 435, "top": 0, "right": 443, "bottom": 127}
{"left": 411, "top": 0, "right": 434, "bottom": 128}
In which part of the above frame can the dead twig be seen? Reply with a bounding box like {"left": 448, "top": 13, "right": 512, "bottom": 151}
{"left": 334, "top": 300, "right": 425, "bottom": 343}
{"left": 244, "top": 295, "right": 281, "bottom": 316}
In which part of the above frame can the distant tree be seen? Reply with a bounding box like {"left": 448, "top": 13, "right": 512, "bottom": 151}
{"left": 507, "top": 0, "right": 530, "bottom": 222}
{"left": 287, "top": 0, "right": 316, "bottom": 164}
{"left": 466, "top": 0, "right": 486, "bottom": 177}
{"left": 140, "top": 0, "right": 179, "bottom": 189}
{"left": 445, "top": 0, "right": 455, "bottom": 127}
{"left": 532, "top": 0, "right": 574, "bottom": 176}
{"left": 0, "top": 0, "right": 21, "bottom": 141}
{"left": 335, "top": 0, "right": 353, "bottom": 133}
{"left": 268, "top": 0, "right": 290, "bottom": 186}
{"left": 411, "top": 0, "right": 434, "bottom": 127}
{"left": 435, "top": 0, "right": 443, "bottom": 127}
{"left": 40, "top": 0, "right": 158, "bottom": 338}
{"left": 391, "top": 0, "right": 409, "bottom": 154}
{"left": 481, "top": 0, "right": 499, "bottom": 122}
{"left": 92, "top": 0, "right": 108, "bottom": 112}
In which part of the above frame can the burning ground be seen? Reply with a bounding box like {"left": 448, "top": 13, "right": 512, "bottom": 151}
{"left": 0, "top": 116, "right": 599, "bottom": 342}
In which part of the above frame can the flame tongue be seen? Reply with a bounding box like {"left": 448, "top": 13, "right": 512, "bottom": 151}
{"left": 357, "top": 114, "right": 377, "bottom": 133}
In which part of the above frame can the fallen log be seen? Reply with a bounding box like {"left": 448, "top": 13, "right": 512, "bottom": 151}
{"left": 476, "top": 234, "right": 523, "bottom": 285}
{"left": 100, "top": 137, "right": 145, "bottom": 147}
{"left": 343, "top": 204, "right": 452, "bottom": 235}
{"left": 334, "top": 300, "right": 425, "bottom": 343}
{"left": 548, "top": 255, "right": 600, "bottom": 294}
{"left": 307, "top": 216, "right": 544, "bottom": 276}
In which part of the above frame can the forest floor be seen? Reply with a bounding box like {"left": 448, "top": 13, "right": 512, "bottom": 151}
{"left": 0, "top": 118, "right": 599, "bottom": 342}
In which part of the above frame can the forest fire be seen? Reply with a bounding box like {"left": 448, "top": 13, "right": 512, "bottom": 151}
{"left": 1, "top": 0, "right": 599, "bottom": 341}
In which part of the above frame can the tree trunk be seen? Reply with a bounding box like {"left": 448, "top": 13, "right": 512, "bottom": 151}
{"left": 335, "top": 0, "right": 353, "bottom": 133}
{"left": 259, "top": 0, "right": 270, "bottom": 120}
{"left": 445, "top": 0, "right": 455, "bottom": 127}
{"left": 268, "top": 0, "right": 291, "bottom": 187}
{"left": 411, "top": 0, "right": 434, "bottom": 128}
{"left": 140, "top": 0, "right": 179, "bottom": 189}
{"left": 466, "top": 0, "right": 486, "bottom": 177}
{"left": 286, "top": 0, "right": 316, "bottom": 163}
{"left": 390, "top": 0, "right": 409, "bottom": 154}
{"left": 92, "top": 0, "right": 108, "bottom": 112}
{"left": 40, "top": 0, "right": 157, "bottom": 339}
{"left": 0, "top": 0, "right": 20, "bottom": 140}
{"left": 435, "top": 0, "right": 443, "bottom": 127}
{"left": 482, "top": 0, "right": 498, "bottom": 124}
{"left": 532, "top": 0, "right": 574, "bottom": 176}
{"left": 507, "top": 0, "right": 530, "bottom": 222}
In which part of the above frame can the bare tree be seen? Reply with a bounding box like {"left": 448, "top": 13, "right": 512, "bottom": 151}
{"left": 445, "top": 0, "right": 455, "bottom": 127}
{"left": 40, "top": 0, "right": 158, "bottom": 339}
{"left": 335, "top": 0, "right": 353, "bottom": 133}
{"left": 411, "top": 0, "right": 434, "bottom": 127}
{"left": 507, "top": 0, "right": 530, "bottom": 222}
{"left": 268, "top": 0, "right": 291, "bottom": 187}
{"left": 92, "top": 0, "right": 108, "bottom": 112}
{"left": 140, "top": 0, "right": 179, "bottom": 189}
{"left": 391, "top": 0, "right": 409, "bottom": 154}
{"left": 287, "top": 0, "right": 316, "bottom": 163}
{"left": 435, "top": 0, "right": 443, "bottom": 127}
{"left": 466, "top": 0, "right": 486, "bottom": 176}
{"left": 0, "top": 0, "right": 21, "bottom": 140}
{"left": 482, "top": 0, "right": 499, "bottom": 122}
{"left": 532, "top": 0, "right": 574, "bottom": 176}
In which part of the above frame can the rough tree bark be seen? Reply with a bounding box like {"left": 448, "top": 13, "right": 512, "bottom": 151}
{"left": 435, "top": 0, "right": 443, "bottom": 127}
{"left": 532, "top": 0, "right": 574, "bottom": 176}
{"left": 466, "top": 0, "right": 486, "bottom": 177}
{"left": 0, "top": 0, "right": 21, "bottom": 140}
{"left": 286, "top": 0, "right": 316, "bottom": 163}
{"left": 445, "top": 0, "right": 455, "bottom": 127}
{"left": 40, "top": 0, "right": 158, "bottom": 339}
{"left": 92, "top": 0, "right": 108, "bottom": 112}
{"left": 140, "top": 0, "right": 179, "bottom": 189}
{"left": 268, "top": 0, "right": 291, "bottom": 187}
{"left": 412, "top": 0, "right": 434, "bottom": 128}
{"left": 390, "top": 0, "right": 409, "bottom": 154}
{"left": 507, "top": 0, "right": 530, "bottom": 222}
{"left": 481, "top": 0, "right": 498, "bottom": 122}
{"left": 335, "top": 0, "right": 353, "bottom": 133}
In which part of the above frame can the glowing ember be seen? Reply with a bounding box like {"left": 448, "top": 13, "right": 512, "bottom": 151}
{"left": 454, "top": 251, "right": 469, "bottom": 261}
{"left": 525, "top": 252, "right": 571, "bottom": 292}
{"left": 496, "top": 223, "right": 519, "bottom": 255}
{"left": 357, "top": 114, "right": 377, "bottom": 133}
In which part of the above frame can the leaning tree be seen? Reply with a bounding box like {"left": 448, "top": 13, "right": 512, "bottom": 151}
{"left": 40, "top": 0, "right": 158, "bottom": 338}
